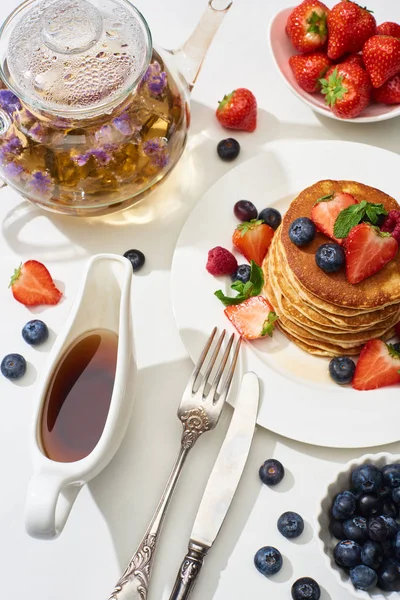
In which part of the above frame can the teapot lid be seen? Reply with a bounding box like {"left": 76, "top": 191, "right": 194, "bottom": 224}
{"left": 0, "top": 0, "right": 152, "bottom": 116}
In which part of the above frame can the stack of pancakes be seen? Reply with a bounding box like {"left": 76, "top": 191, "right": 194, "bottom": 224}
{"left": 262, "top": 180, "right": 400, "bottom": 357}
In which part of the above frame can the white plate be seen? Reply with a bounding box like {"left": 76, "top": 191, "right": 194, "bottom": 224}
{"left": 171, "top": 139, "right": 400, "bottom": 449}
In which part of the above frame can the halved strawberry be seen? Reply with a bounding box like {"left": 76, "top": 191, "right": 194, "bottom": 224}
{"left": 345, "top": 223, "right": 398, "bottom": 284}
{"left": 232, "top": 220, "right": 274, "bottom": 266}
{"left": 224, "top": 296, "right": 278, "bottom": 340}
{"left": 9, "top": 260, "right": 62, "bottom": 306}
{"left": 311, "top": 191, "right": 357, "bottom": 244}
{"left": 353, "top": 339, "right": 400, "bottom": 391}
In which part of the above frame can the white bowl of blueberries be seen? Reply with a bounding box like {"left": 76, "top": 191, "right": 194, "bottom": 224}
{"left": 317, "top": 454, "right": 400, "bottom": 598}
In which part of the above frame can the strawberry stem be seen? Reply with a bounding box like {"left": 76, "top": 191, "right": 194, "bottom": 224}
{"left": 218, "top": 91, "right": 235, "bottom": 110}
{"left": 261, "top": 311, "right": 279, "bottom": 337}
{"left": 307, "top": 10, "right": 327, "bottom": 37}
{"left": 9, "top": 263, "right": 22, "bottom": 288}
{"left": 320, "top": 68, "right": 348, "bottom": 107}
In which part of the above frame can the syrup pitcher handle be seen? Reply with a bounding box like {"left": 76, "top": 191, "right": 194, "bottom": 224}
{"left": 25, "top": 472, "right": 82, "bottom": 539}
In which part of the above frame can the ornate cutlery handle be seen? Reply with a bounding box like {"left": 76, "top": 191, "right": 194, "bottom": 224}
{"left": 169, "top": 542, "right": 209, "bottom": 600}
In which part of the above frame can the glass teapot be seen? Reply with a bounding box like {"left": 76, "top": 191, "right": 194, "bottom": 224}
{"left": 0, "top": 0, "right": 231, "bottom": 216}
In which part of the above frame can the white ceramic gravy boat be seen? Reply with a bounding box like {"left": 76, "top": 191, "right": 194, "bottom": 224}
{"left": 25, "top": 253, "right": 135, "bottom": 539}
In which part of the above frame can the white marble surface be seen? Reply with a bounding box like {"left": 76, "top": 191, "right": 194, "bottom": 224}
{"left": 1, "top": 1, "right": 400, "bottom": 599}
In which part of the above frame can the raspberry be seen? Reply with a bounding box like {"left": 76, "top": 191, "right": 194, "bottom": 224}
{"left": 381, "top": 210, "right": 400, "bottom": 245}
{"left": 206, "top": 246, "right": 238, "bottom": 276}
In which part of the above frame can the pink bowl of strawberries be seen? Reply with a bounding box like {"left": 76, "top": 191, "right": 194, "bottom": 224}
{"left": 268, "top": 0, "right": 400, "bottom": 122}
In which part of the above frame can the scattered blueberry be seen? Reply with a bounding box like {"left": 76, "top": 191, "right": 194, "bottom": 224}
{"left": 393, "top": 531, "right": 400, "bottom": 560}
{"left": 392, "top": 488, "right": 400, "bottom": 506}
{"left": 21, "top": 319, "right": 49, "bottom": 346}
{"left": 288, "top": 217, "right": 316, "bottom": 247}
{"left": 259, "top": 459, "right": 285, "bottom": 486}
{"left": 368, "top": 516, "right": 397, "bottom": 542}
{"left": 350, "top": 565, "right": 378, "bottom": 591}
{"left": 329, "top": 356, "right": 356, "bottom": 385}
{"left": 231, "top": 264, "right": 251, "bottom": 284}
{"left": 1, "top": 353, "right": 26, "bottom": 380}
{"left": 382, "top": 464, "right": 400, "bottom": 489}
{"left": 233, "top": 200, "right": 258, "bottom": 222}
{"left": 315, "top": 243, "right": 345, "bottom": 274}
{"left": 334, "top": 540, "right": 362, "bottom": 567}
{"left": 330, "top": 519, "right": 345, "bottom": 540}
{"left": 392, "top": 342, "right": 400, "bottom": 353}
{"left": 217, "top": 138, "right": 240, "bottom": 161}
{"left": 291, "top": 577, "right": 321, "bottom": 600}
{"left": 382, "top": 500, "right": 398, "bottom": 518}
{"left": 378, "top": 558, "right": 400, "bottom": 591}
{"left": 258, "top": 207, "right": 282, "bottom": 230}
{"left": 277, "top": 512, "right": 304, "bottom": 539}
{"left": 358, "top": 493, "right": 382, "bottom": 517}
{"left": 342, "top": 516, "right": 369, "bottom": 544}
{"left": 123, "top": 249, "right": 145, "bottom": 272}
{"left": 332, "top": 491, "right": 356, "bottom": 520}
{"left": 254, "top": 546, "right": 282, "bottom": 576}
{"left": 361, "top": 540, "right": 384, "bottom": 570}
{"left": 352, "top": 465, "right": 383, "bottom": 494}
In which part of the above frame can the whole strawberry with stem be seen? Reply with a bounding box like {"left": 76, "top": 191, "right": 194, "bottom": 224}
{"left": 327, "top": 1, "right": 376, "bottom": 61}
{"left": 373, "top": 73, "right": 400, "bottom": 105}
{"left": 376, "top": 22, "right": 400, "bottom": 38}
{"left": 363, "top": 35, "right": 400, "bottom": 88}
{"left": 216, "top": 88, "right": 257, "bottom": 132}
{"left": 320, "top": 63, "right": 371, "bottom": 119}
{"left": 289, "top": 52, "right": 332, "bottom": 93}
{"left": 286, "top": 0, "right": 330, "bottom": 54}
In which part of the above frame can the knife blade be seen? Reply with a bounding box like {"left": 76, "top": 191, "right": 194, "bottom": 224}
{"left": 169, "top": 371, "right": 259, "bottom": 600}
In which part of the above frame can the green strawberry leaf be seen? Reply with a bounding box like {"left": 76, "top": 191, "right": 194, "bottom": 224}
{"left": 261, "top": 311, "right": 279, "bottom": 338}
{"left": 9, "top": 263, "right": 22, "bottom": 288}
{"left": 214, "top": 261, "right": 264, "bottom": 306}
{"left": 307, "top": 10, "right": 327, "bottom": 36}
{"left": 236, "top": 219, "right": 264, "bottom": 237}
{"left": 320, "top": 68, "right": 348, "bottom": 107}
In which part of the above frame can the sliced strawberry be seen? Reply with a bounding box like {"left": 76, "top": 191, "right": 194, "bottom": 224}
{"left": 345, "top": 223, "right": 398, "bottom": 285}
{"left": 289, "top": 52, "right": 332, "bottom": 93}
{"left": 9, "top": 260, "right": 62, "bottom": 306}
{"left": 232, "top": 220, "right": 274, "bottom": 266}
{"left": 353, "top": 339, "right": 400, "bottom": 391}
{"left": 224, "top": 296, "right": 278, "bottom": 340}
{"left": 311, "top": 191, "right": 357, "bottom": 244}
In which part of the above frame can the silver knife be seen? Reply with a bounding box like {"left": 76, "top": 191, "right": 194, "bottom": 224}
{"left": 169, "top": 371, "right": 259, "bottom": 600}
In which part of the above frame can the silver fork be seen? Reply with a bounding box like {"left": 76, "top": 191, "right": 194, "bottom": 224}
{"left": 108, "top": 327, "right": 241, "bottom": 600}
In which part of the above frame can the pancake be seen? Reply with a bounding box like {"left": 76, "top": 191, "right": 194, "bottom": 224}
{"left": 281, "top": 180, "right": 400, "bottom": 309}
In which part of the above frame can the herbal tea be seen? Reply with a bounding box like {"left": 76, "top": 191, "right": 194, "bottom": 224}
{"left": 40, "top": 329, "right": 118, "bottom": 463}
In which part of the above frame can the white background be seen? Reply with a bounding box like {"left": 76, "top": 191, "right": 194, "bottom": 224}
{"left": 1, "top": 1, "right": 400, "bottom": 599}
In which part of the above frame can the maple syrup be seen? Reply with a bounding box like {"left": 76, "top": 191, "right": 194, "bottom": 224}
{"left": 40, "top": 329, "right": 118, "bottom": 463}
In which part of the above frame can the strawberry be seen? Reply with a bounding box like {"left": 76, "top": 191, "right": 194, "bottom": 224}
{"left": 341, "top": 53, "right": 364, "bottom": 69}
{"left": 9, "top": 260, "right": 62, "bottom": 306}
{"left": 286, "top": 0, "right": 330, "bottom": 54}
{"left": 363, "top": 35, "right": 400, "bottom": 88}
{"left": 224, "top": 296, "right": 278, "bottom": 340}
{"left": 327, "top": 1, "right": 376, "bottom": 61}
{"left": 232, "top": 220, "right": 274, "bottom": 266}
{"left": 345, "top": 223, "right": 398, "bottom": 285}
{"left": 372, "top": 73, "right": 400, "bottom": 104}
{"left": 289, "top": 52, "right": 332, "bottom": 93}
{"left": 352, "top": 339, "right": 400, "bottom": 391}
{"left": 311, "top": 191, "right": 357, "bottom": 244}
{"left": 376, "top": 22, "right": 400, "bottom": 38}
{"left": 320, "top": 64, "right": 371, "bottom": 119}
{"left": 216, "top": 88, "right": 257, "bottom": 132}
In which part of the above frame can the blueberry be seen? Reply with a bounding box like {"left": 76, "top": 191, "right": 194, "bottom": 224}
{"left": 350, "top": 565, "right": 378, "bottom": 591}
{"left": 393, "top": 531, "right": 400, "bottom": 559}
{"left": 352, "top": 465, "right": 383, "bottom": 494}
{"left": 233, "top": 200, "right": 258, "bottom": 222}
{"left": 381, "top": 516, "right": 399, "bottom": 538}
{"left": 358, "top": 493, "right": 382, "bottom": 517}
{"left": 288, "top": 217, "right": 316, "bottom": 247}
{"left": 332, "top": 491, "right": 356, "bottom": 520}
{"left": 217, "top": 138, "right": 240, "bottom": 161}
{"left": 343, "top": 516, "right": 369, "bottom": 544}
{"left": 361, "top": 540, "right": 384, "bottom": 570}
{"left": 259, "top": 459, "right": 285, "bottom": 486}
{"left": 315, "top": 243, "right": 345, "bottom": 274}
{"left": 329, "top": 356, "right": 356, "bottom": 385}
{"left": 378, "top": 559, "right": 400, "bottom": 591}
{"left": 334, "top": 540, "right": 362, "bottom": 567}
{"left": 277, "top": 512, "right": 304, "bottom": 539}
{"left": 382, "top": 500, "right": 398, "bottom": 518}
{"left": 382, "top": 464, "right": 400, "bottom": 489}
{"left": 379, "top": 486, "right": 392, "bottom": 500}
{"left": 123, "top": 249, "right": 145, "bottom": 272}
{"left": 21, "top": 319, "right": 49, "bottom": 346}
{"left": 381, "top": 539, "right": 393, "bottom": 558}
{"left": 259, "top": 207, "right": 282, "bottom": 230}
{"left": 1, "top": 353, "right": 26, "bottom": 380}
{"left": 330, "top": 519, "right": 345, "bottom": 540}
{"left": 392, "top": 488, "right": 400, "bottom": 506}
{"left": 368, "top": 516, "right": 397, "bottom": 542}
{"left": 291, "top": 577, "right": 321, "bottom": 600}
{"left": 254, "top": 546, "right": 282, "bottom": 576}
{"left": 231, "top": 264, "right": 251, "bottom": 284}
{"left": 392, "top": 342, "right": 400, "bottom": 353}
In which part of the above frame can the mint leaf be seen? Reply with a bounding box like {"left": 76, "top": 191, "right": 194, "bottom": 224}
{"left": 261, "top": 311, "right": 279, "bottom": 338}
{"left": 315, "top": 193, "right": 334, "bottom": 205}
{"left": 231, "top": 281, "right": 245, "bottom": 293}
{"left": 214, "top": 260, "right": 264, "bottom": 306}
{"left": 214, "top": 290, "right": 247, "bottom": 306}
{"left": 249, "top": 260, "right": 263, "bottom": 295}
{"left": 333, "top": 201, "right": 387, "bottom": 239}
{"left": 388, "top": 343, "right": 400, "bottom": 360}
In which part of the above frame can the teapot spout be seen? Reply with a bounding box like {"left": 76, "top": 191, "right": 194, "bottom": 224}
{"left": 171, "top": 0, "right": 232, "bottom": 91}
